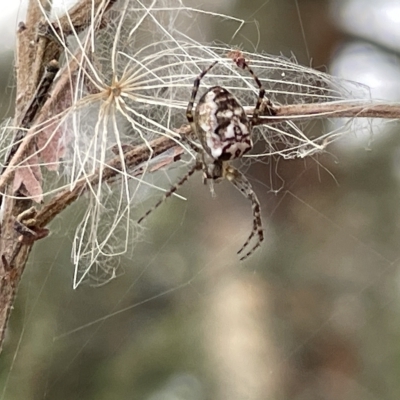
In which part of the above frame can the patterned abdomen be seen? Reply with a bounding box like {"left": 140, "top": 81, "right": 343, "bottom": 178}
{"left": 194, "top": 86, "right": 253, "bottom": 161}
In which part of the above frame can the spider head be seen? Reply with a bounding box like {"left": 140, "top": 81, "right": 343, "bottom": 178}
{"left": 200, "top": 153, "right": 224, "bottom": 180}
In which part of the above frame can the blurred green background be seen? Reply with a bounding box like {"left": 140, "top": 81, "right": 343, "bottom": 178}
{"left": 2, "top": 1, "right": 400, "bottom": 399}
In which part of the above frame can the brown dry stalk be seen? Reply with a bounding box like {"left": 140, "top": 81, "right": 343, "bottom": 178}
{"left": 1, "top": 100, "right": 398, "bottom": 202}
{"left": 258, "top": 102, "right": 400, "bottom": 122}
{"left": 31, "top": 99, "right": 400, "bottom": 229}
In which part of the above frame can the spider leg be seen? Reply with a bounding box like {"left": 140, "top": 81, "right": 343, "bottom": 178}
{"left": 186, "top": 60, "right": 218, "bottom": 125}
{"left": 181, "top": 135, "right": 202, "bottom": 154}
{"left": 232, "top": 56, "right": 276, "bottom": 121}
{"left": 246, "top": 63, "right": 277, "bottom": 121}
{"left": 244, "top": 65, "right": 266, "bottom": 123}
{"left": 137, "top": 161, "right": 202, "bottom": 224}
{"left": 224, "top": 164, "right": 264, "bottom": 261}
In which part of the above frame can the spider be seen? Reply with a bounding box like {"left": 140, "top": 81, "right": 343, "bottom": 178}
{"left": 138, "top": 57, "right": 276, "bottom": 261}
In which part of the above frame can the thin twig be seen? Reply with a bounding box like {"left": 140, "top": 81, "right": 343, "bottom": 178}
{"left": 257, "top": 102, "right": 400, "bottom": 123}
{"left": 0, "top": 100, "right": 398, "bottom": 200}
{"left": 32, "top": 99, "right": 400, "bottom": 227}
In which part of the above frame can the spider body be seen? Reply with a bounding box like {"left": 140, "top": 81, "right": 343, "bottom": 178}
{"left": 194, "top": 86, "right": 252, "bottom": 162}
{"left": 139, "top": 57, "right": 275, "bottom": 261}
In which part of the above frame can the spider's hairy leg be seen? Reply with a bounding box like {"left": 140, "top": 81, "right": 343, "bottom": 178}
{"left": 242, "top": 62, "right": 277, "bottom": 120}
{"left": 224, "top": 164, "right": 264, "bottom": 261}
{"left": 137, "top": 162, "right": 202, "bottom": 224}
{"left": 228, "top": 51, "right": 276, "bottom": 119}
{"left": 186, "top": 60, "right": 218, "bottom": 126}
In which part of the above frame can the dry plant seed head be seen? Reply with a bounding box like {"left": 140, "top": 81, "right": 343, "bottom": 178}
{"left": 139, "top": 58, "right": 270, "bottom": 260}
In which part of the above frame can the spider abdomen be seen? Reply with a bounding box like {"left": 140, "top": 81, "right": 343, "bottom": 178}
{"left": 195, "top": 86, "right": 252, "bottom": 161}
